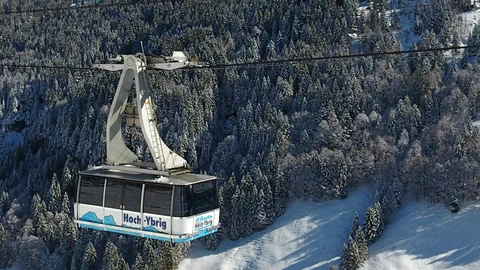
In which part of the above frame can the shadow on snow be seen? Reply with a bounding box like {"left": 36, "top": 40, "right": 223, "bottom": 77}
{"left": 181, "top": 187, "right": 375, "bottom": 270}
{"left": 368, "top": 201, "right": 480, "bottom": 268}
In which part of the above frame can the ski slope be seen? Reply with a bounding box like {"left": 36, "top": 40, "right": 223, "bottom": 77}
{"left": 361, "top": 199, "right": 480, "bottom": 270}
{"left": 179, "top": 187, "right": 375, "bottom": 270}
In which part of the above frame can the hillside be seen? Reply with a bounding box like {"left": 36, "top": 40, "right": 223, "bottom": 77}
{"left": 361, "top": 199, "right": 480, "bottom": 270}
{"left": 179, "top": 187, "right": 374, "bottom": 270}
{"left": 1, "top": 0, "right": 480, "bottom": 269}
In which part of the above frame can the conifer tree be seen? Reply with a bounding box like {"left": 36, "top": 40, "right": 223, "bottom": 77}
{"left": 31, "top": 193, "right": 45, "bottom": 219}
{"left": 102, "top": 240, "right": 128, "bottom": 270}
{"left": 80, "top": 242, "right": 97, "bottom": 270}
{"left": 240, "top": 173, "right": 255, "bottom": 236}
{"left": 364, "top": 202, "right": 383, "bottom": 244}
{"left": 160, "top": 242, "right": 175, "bottom": 270}
{"left": 274, "top": 173, "right": 287, "bottom": 216}
{"left": 329, "top": 264, "right": 339, "bottom": 270}
{"left": 350, "top": 212, "right": 360, "bottom": 238}
{"left": 132, "top": 253, "right": 145, "bottom": 270}
{"left": 230, "top": 186, "right": 242, "bottom": 240}
{"left": 0, "top": 190, "right": 9, "bottom": 215}
{"left": 70, "top": 233, "right": 89, "bottom": 270}
{"left": 339, "top": 236, "right": 361, "bottom": 270}
{"left": 252, "top": 166, "right": 274, "bottom": 225}
{"left": 0, "top": 224, "right": 8, "bottom": 268}
{"left": 355, "top": 227, "right": 368, "bottom": 263}
{"left": 47, "top": 173, "right": 61, "bottom": 213}
{"left": 219, "top": 173, "right": 237, "bottom": 236}
{"left": 203, "top": 233, "right": 220, "bottom": 250}
{"left": 64, "top": 216, "right": 77, "bottom": 244}
{"left": 253, "top": 189, "right": 269, "bottom": 231}
{"left": 62, "top": 165, "right": 73, "bottom": 194}
{"left": 62, "top": 192, "right": 70, "bottom": 214}
{"left": 142, "top": 238, "right": 157, "bottom": 268}
{"left": 339, "top": 243, "right": 349, "bottom": 270}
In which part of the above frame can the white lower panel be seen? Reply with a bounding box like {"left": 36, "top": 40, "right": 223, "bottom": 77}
{"left": 76, "top": 204, "right": 220, "bottom": 239}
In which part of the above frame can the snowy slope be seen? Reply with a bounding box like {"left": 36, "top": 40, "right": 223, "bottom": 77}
{"left": 457, "top": 8, "right": 480, "bottom": 44}
{"left": 179, "top": 187, "right": 374, "bottom": 270}
{"left": 390, "top": 0, "right": 422, "bottom": 51}
{"left": 353, "top": 1, "right": 480, "bottom": 53}
{"left": 361, "top": 200, "right": 480, "bottom": 270}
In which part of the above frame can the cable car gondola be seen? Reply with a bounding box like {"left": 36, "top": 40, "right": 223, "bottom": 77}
{"left": 75, "top": 165, "right": 219, "bottom": 242}
{"left": 73, "top": 52, "right": 219, "bottom": 242}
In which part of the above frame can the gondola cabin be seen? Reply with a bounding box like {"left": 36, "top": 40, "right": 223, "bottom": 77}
{"left": 74, "top": 165, "right": 220, "bottom": 243}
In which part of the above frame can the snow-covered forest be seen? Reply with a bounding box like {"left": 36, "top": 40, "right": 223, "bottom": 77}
{"left": 1, "top": 0, "right": 480, "bottom": 269}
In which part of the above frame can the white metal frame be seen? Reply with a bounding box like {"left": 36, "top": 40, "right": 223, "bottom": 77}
{"left": 93, "top": 52, "right": 204, "bottom": 172}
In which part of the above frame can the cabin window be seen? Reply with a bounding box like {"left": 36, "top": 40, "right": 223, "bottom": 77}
{"left": 192, "top": 181, "right": 216, "bottom": 215}
{"left": 123, "top": 182, "right": 143, "bottom": 212}
{"left": 172, "top": 186, "right": 193, "bottom": 217}
{"left": 143, "top": 185, "right": 172, "bottom": 216}
{"left": 105, "top": 179, "right": 124, "bottom": 209}
{"left": 79, "top": 176, "right": 104, "bottom": 206}
{"left": 184, "top": 186, "right": 193, "bottom": 216}
{"left": 172, "top": 186, "right": 183, "bottom": 217}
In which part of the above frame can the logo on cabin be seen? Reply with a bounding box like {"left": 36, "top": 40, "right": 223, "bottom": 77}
{"left": 194, "top": 214, "right": 213, "bottom": 231}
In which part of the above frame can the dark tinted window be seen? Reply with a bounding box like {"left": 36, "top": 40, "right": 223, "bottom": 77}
{"left": 213, "top": 179, "right": 219, "bottom": 208}
{"left": 172, "top": 186, "right": 183, "bottom": 217}
{"left": 105, "top": 180, "right": 124, "bottom": 209}
{"left": 144, "top": 185, "right": 172, "bottom": 215}
{"left": 185, "top": 186, "right": 193, "bottom": 215}
{"left": 192, "top": 181, "right": 216, "bottom": 215}
{"left": 172, "top": 186, "right": 193, "bottom": 217}
{"left": 124, "top": 183, "right": 143, "bottom": 212}
{"left": 79, "top": 176, "right": 104, "bottom": 206}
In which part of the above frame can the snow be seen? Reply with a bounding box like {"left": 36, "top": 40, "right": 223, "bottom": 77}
{"left": 180, "top": 187, "right": 480, "bottom": 270}
{"left": 457, "top": 8, "right": 480, "bottom": 44}
{"left": 179, "top": 187, "right": 375, "bottom": 270}
{"left": 390, "top": 1, "right": 422, "bottom": 51}
{"left": 361, "top": 199, "right": 480, "bottom": 270}
{"left": 352, "top": 1, "right": 480, "bottom": 55}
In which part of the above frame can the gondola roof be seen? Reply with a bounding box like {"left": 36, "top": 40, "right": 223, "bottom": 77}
{"left": 79, "top": 165, "right": 216, "bottom": 186}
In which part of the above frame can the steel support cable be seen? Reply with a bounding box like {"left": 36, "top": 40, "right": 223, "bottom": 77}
{"left": 0, "top": 0, "right": 164, "bottom": 15}
{"left": 1, "top": 44, "right": 479, "bottom": 71}
{"left": 192, "top": 44, "right": 480, "bottom": 70}
{"left": 0, "top": 63, "right": 93, "bottom": 70}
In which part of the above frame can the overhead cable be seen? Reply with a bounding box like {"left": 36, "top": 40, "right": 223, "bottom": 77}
{"left": 0, "top": 0, "right": 152, "bottom": 15}
{"left": 1, "top": 44, "right": 478, "bottom": 71}
{"left": 193, "top": 44, "right": 480, "bottom": 70}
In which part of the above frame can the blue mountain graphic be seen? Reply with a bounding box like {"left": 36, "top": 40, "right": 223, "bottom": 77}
{"left": 144, "top": 226, "right": 161, "bottom": 233}
{"left": 81, "top": 212, "right": 102, "bottom": 223}
{"left": 104, "top": 215, "right": 117, "bottom": 226}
